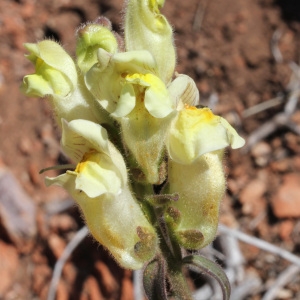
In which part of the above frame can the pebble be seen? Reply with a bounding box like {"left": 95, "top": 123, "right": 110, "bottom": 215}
{"left": 120, "top": 270, "right": 133, "bottom": 300}
{"left": 56, "top": 280, "right": 69, "bottom": 300}
{"left": 48, "top": 234, "right": 66, "bottom": 259}
{"left": 0, "top": 241, "right": 19, "bottom": 297}
{"left": 251, "top": 141, "right": 272, "bottom": 167}
{"left": 276, "top": 288, "right": 293, "bottom": 299}
{"left": 241, "top": 34, "right": 269, "bottom": 67}
{"left": 239, "top": 179, "right": 267, "bottom": 216}
{"left": 279, "top": 220, "right": 294, "bottom": 241}
{"left": 95, "top": 260, "right": 118, "bottom": 295}
{"left": 28, "top": 162, "right": 42, "bottom": 186}
{"left": 270, "top": 158, "right": 292, "bottom": 173}
{"left": 0, "top": 167, "right": 37, "bottom": 245}
{"left": 32, "top": 264, "right": 51, "bottom": 295}
{"left": 62, "top": 262, "right": 77, "bottom": 286}
{"left": 271, "top": 173, "right": 300, "bottom": 218}
{"left": 18, "top": 136, "right": 32, "bottom": 155}
{"left": 49, "top": 214, "right": 78, "bottom": 233}
{"left": 82, "top": 276, "right": 103, "bottom": 300}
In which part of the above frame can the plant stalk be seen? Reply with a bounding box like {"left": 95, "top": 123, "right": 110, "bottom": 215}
{"left": 156, "top": 210, "right": 193, "bottom": 300}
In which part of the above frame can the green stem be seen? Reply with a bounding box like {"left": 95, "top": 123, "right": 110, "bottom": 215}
{"left": 156, "top": 212, "right": 193, "bottom": 300}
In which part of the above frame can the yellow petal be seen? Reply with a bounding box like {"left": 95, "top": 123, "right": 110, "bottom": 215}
{"left": 167, "top": 107, "right": 245, "bottom": 164}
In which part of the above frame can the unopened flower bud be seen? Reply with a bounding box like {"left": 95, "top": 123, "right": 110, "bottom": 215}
{"left": 21, "top": 40, "right": 104, "bottom": 125}
{"left": 21, "top": 40, "right": 77, "bottom": 98}
{"left": 125, "top": 0, "right": 176, "bottom": 84}
{"left": 76, "top": 23, "right": 118, "bottom": 73}
{"left": 166, "top": 151, "right": 225, "bottom": 250}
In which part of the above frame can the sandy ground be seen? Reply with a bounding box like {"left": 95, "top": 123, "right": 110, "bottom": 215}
{"left": 0, "top": 0, "right": 300, "bottom": 299}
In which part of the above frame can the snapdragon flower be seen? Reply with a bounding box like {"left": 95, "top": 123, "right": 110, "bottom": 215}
{"left": 21, "top": 1, "right": 245, "bottom": 295}
{"left": 84, "top": 46, "right": 176, "bottom": 184}
{"left": 21, "top": 40, "right": 109, "bottom": 125}
{"left": 125, "top": 0, "right": 176, "bottom": 84}
{"left": 45, "top": 119, "right": 158, "bottom": 269}
{"left": 164, "top": 104, "right": 245, "bottom": 249}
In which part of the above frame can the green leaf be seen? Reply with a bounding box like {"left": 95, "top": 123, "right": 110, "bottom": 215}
{"left": 143, "top": 257, "right": 168, "bottom": 300}
{"left": 182, "top": 254, "right": 231, "bottom": 300}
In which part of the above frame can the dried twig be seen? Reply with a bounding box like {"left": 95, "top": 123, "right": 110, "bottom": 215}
{"left": 262, "top": 265, "right": 300, "bottom": 300}
{"left": 218, "top": 234, "right": 245, "bottom": 283}
{"left": 44, "top": 198, "right": 75, "bottom": 215}
{"left": 133, "top": 269, "right": 144, "bottom": 300}
{"left": 242, "top": 96, "right": 284, "bottom": 119}
{"left": 47, "top": 226, "right": 89, "bottom": 300}
{"left": 243, "top": 30, "right": 300, "bottom": 151}
{"left": 230, "top": 274, "right": 262, "bottom": 300}
{"left": 271, "top": 29, "right": 283, "bottom": 63}
{"left": 218, "top": 224, "right": 300, "bottom": 268}
{"left": 193, "top": 0, "right": 209, "bottom": 31}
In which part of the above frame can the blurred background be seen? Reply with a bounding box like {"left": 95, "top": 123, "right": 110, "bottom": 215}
{"left": 0, "top": 0, "right": 300, "bottom": 299}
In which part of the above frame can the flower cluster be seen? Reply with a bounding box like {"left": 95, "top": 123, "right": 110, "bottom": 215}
{"left": 21, "top": 0, "right": 245, "bottom": 269}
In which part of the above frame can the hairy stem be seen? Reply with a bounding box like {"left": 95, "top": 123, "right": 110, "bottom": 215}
{"left": 156, "top": 210, "right": 193, "bottom": 300}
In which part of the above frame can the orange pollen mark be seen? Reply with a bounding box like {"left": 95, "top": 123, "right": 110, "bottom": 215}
{"left": 184, "top": 103, "right": 197, "bottom": 110}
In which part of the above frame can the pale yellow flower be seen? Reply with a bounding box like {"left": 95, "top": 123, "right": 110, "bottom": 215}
{"left": 46, "top": 119, "right": 158, "bottom": 269}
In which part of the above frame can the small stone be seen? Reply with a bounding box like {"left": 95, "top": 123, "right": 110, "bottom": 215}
{"left": 251, "top": 141, "right": 272, "bottom": 167}
{"left": 279, "top": 220, "right": 294, "bottom": 241}
{"left": 120, "top": 270, "right": 133, "bottom": 300}
{"left": 18, "top": 136, "right": 32, "bottom": 155}
{"left": 40, "top": 123, "right": 60, "bottom": 160}
{"left": 0, "top": 241, "right": 19, "bottom": 297}
{"left": 285, "top": 132, "right": 300, "bottom": 153}
{"left": 48, "top": 234, "right": 66, "bottom": 259}
{"left": 56, "top": 281, "right": 69, "bottom": 300}
{"left": 49, "top": 214, "right": 77, "bottom": 233}
{"left": 239, "top": 179, "right": 267, "bottom": 215}
{"left": 32, "top": 264, "right": 51, "bottom": 295}
{"left": 294, "top": 156, "right": 300, "bottom": 171}
{"left": 198, "top": 80, "right": 210, "bottom": 95}
{"left": 62, "top": 262, "right": 77, "bottom": 286}
{"left": 270, "top": 158, "right": 292, "bottom": 173}
{"left": 83, "top": 276, "right": 103, "bottom": 300}
{"left": 241, "top": 34, "right": 269, "bottom": 67}
{"left": 28, "top": 162, "right": 42, "bottom": 186}
{"left": 291, "top": 110, "right": 300, "bottom": 124}
{"left": 95, "top": 261, "right": 118, "bottom": 295}
{"left": 276, "top": 288, "right": 293, "bottom": 299}
{"left": 0, "top": 167, "right": 37, "bottom": 245}
{"left": 271, "top": 173, "right": 300, "bottom": 218}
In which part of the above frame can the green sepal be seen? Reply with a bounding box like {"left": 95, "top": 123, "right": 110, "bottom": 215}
{"left": 143, "top": 256, "right": 168, "bottom": 300}
{"left": 164, "top": 206, "right": 181, "bottom": 229}
{"left": 175, "top": 229, "right": 204, "bottom": 250}
{"left": 145, "top": 193, "right": 179, "bottom": 207}
{"left": 182, "top": 255, "right": 231, "bottom": 300}
{"left": 134, "top": 226, "right": 158, "bottom": 262}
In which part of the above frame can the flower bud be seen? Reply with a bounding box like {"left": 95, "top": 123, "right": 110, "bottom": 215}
{"left": 21, "top": 40, "right": 77, "bottom": 98}
{"left": 76, "top": 23, "right": 118, "bottom": 74}
{"left": 166, "top": 150, "right": 225, "bottom": 250}
{"left": 125, "top": 0, "right": 176, "bottom": 84}
{"left": 21, "top": 40, "right": 104, "bottom": 125}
